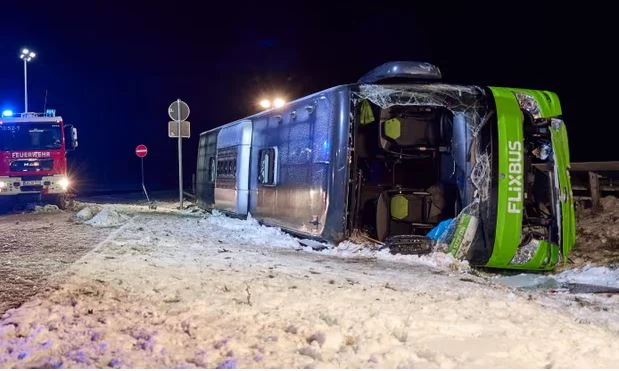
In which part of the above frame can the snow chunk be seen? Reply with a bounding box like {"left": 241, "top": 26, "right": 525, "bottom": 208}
{"left": 375, "top": 250, "right": 471, "bottom": 272}
{"left": 203, "top": 211, "right": 300, "bottom": 249}
{"left": 555, "top": 266, "right": 619, "bottom": 289}
{"left": 204, "top": 211, "right": 471, "bottom": 271}
{"left": 33, "top": 204, "right": 60, "bottom": 213}
{"left": 76, "top": 206, "right": 98, "bottom": 221}
{"left": 494, "top": 273, "right": 560, "bottom": 289}
{"left": 85, "top": 207, "right": 130, "bottom": 227}
{"left": 328, "top": 240, "right": 470, "bottom": 272}
{"left": 333, "top": 240, "right": 374, "bottom": 256}
{"left": 494, "top": 266, "right": 619, "bottom": 291}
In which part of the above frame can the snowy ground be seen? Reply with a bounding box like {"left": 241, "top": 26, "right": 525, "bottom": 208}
{"left": 0, "top": 210, "right": 109, "bottom": 314}
{"left": 1, "top": 201, "right": 618, "bottom": 368}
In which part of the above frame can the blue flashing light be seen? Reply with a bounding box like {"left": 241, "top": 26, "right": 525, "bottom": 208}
{"left": 45, "top": 109, "right": 56, "bottom": 116}
{"left": 1, "top": 110, "right": 13, "bottom": 117}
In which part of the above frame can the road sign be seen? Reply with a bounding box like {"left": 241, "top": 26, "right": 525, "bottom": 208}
{"left": 168, "top": 99, "right": 190, "bottom": 209}
{"left": 168, "top": 120, "right": 190, "bottom": 138}
{"left": 135, "top": 144, "right": 151, "bottom": 204}
{"left": 135, "top": 144, "right": 148, "bottom": 158}
{"left": 168, "top": 99, "right": 190, "bottom": 121}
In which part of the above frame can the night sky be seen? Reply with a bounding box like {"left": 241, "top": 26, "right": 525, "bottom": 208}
{"left": 0, "top": 1, "right": 612, "bottom": 193}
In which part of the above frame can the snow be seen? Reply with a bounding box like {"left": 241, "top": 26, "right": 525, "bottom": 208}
{"left": 490, "top": 265, "right": 619, "bottom": 334}
{"left": 200, "top": 211, "right": 470, "bottom": 272}
{"left": 493, "top": 266, "right": 619, "bottom": 291}
{"left": 204, "top": 211, "right": 301, "bottom": 249}
{"left": 555, "top": 266, "right": 619, "bottom": 289}
{"left": 75, "top": 206, "right": 98, "bottom": 221}
{"left": 74, "top": 200, "right": 208, "bottom": 218}
{"left": 85, "top": 207, "right": 131, "bottom": 227}
{"left": 494, "top": 273, "right": 560, "bottom": 290}
{"left": 1, "top": 202, "right": 619, "bottom": 368}
{"left": 32, "top": 204, "right": 60, "bottom": 213}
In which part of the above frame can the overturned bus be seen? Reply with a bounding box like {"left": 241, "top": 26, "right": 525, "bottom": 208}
{"left": 196, "top": 61, "right": 575, "bottom": 271}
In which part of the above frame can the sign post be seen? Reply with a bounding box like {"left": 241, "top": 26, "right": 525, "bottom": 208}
{"left": 135, "top": 144, "right": 150, "bottom": 203}
{"left": 168, "top": 99, "right": 190, "bottom": 209}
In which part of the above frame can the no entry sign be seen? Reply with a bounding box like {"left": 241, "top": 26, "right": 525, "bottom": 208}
{"left": 135, "top": 144, "right": 148, "bottom": 158}
{"left": 136, "top": 144, "right": 151, "bottom": 204}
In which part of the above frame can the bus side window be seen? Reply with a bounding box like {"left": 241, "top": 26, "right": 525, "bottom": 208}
{"left": 208, "top": 157, "right": 216, "bottom": 183}
{"left": 258, "top": 148, "right": 277, "bottom": 186}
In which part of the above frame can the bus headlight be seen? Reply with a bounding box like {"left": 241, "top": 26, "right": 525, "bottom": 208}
{"left": 58, "top": 178, "right": 70, "bottom": 190}
{"left": 0, "top": 181, "right": 6, "bottom": 189}
{"left": 514, "top": 92, "right": 541, "bottom": 119}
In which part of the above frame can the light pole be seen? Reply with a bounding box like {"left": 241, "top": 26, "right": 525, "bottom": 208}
{"left": 19, "top": 48, "right": 36, "bottom": 113}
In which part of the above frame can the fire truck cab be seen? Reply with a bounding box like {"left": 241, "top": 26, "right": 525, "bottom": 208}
{"left": 0, "top": 110, "right": 78, "bottom": 209}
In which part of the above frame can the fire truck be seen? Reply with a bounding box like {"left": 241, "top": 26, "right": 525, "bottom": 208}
{"left": 0, "top": 110, "right": 78, "bottom": 209}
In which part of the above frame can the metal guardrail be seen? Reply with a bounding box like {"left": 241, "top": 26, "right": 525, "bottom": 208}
{"left": 568, "top": 161, "right": 619, "bottom": 211}
{"left": 533, "top": 161, "right": 619, "bottom": 210}
{"left": 569, "top": 161, "right": 619, "bottom": 172}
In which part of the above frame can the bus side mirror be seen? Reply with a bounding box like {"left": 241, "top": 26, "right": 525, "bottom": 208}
{"left": 64, "top": 125, "right": 78, "bottom": 151}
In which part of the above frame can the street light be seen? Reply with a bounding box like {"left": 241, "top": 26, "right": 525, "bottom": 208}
{"left": 257, "top": 96, "right": 286, "bottom": 110}
{"left": 259, "top": 99, "right": 272, "bottom": 109}
{"left": 273, "top": 97, "right": 286, "bottom": 108}
{"left": 19, "top": 48, "right": 36, "bottom": 113}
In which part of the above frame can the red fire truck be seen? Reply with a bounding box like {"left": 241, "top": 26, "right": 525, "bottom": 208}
{"left": 0, "top": 110, "right": 78, "bottom": 209}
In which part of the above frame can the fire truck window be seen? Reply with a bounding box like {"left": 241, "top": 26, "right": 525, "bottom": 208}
{"left": 0, "top": 123, "right": 62, "bottom": 150}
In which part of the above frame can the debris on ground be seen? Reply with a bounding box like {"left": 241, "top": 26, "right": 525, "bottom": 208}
{"left": 570, "top": 196, "right": 619, "bottom": 268}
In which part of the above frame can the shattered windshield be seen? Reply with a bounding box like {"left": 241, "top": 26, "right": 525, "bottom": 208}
{"left": 0, "top": 122, "right": 62, "bottom": 150}
{"left": 353, "top": 84, "right": 491, "bottom": 200}
{"left": 353, "top": 83, "right": 493, "bottom": 260}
